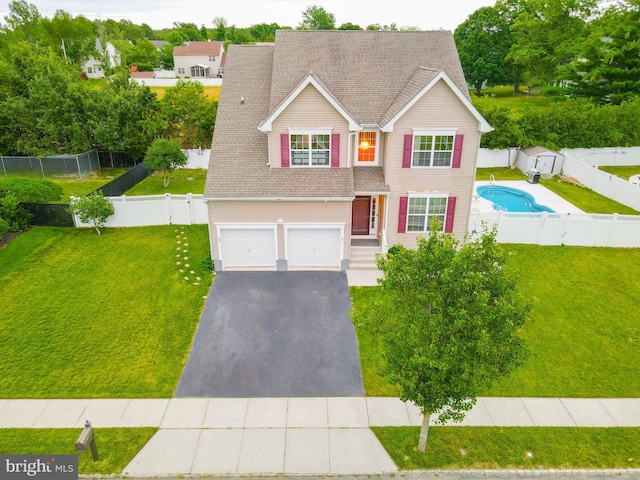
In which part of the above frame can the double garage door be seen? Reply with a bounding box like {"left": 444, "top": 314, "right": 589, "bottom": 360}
{"left": 218, "top": 226, "right": 342, "bottom": 270}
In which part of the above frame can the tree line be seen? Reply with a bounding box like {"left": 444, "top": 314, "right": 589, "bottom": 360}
{"left": 454, "top": 0, "right": 640, "bottom": 104}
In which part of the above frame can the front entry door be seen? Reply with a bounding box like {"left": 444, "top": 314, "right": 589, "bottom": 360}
{"left": 352, "top": 196, "right": 371, "bottom": 235}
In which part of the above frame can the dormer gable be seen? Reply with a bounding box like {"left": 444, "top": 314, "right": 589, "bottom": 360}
{"left": 258, "top": 71, "right": 360, "bottom": 133}
{"left": 380, "top": 69, "right": 492, "bottom": 134}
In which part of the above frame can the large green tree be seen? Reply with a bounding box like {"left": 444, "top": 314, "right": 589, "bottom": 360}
{"left": 298, "top": 5, "right": 336, "bottom": 30}
{"left": 504, "top": 0, "right": 597, "bottom": 87}
{"left": 566, "top": 2, "right": 640, "bottom": 104}
{"left": 353, "top": 226, "right": 529, "bottom": 452}
{"left": 454, "top": 6, "right": 513, "bottom": 94}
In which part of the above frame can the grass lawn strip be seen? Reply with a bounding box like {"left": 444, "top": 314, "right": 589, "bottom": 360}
{"left": 475, "top": 167, "right": 527, "bottom": 181}
{"left": 539, "top": 177, "right": 639, "bottom": 214}
{"left": 352, "top": 245, "right": 640, "bottom": 398}
{"left": 373, "top": 426, "right": 640, "bottom": 470}
{"left": 0, "top": 225, "right": 213, "bottom": 398}
{"left": 598, "top": 165, "right": 640, "bottom": 181}
{"left": 0, "top": 428, "right": 157, "bottom": 474}
{"left": 125, "top": 168, "right": 206, "bottom": 196}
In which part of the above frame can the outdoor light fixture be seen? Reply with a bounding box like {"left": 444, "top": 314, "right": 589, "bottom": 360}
{"left": 240, "top": 96, "right": 245, "bottom": 104}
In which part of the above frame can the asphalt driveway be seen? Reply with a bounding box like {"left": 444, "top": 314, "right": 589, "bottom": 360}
{"left": 175, "top": 271, "right": 364, "bottom": 397}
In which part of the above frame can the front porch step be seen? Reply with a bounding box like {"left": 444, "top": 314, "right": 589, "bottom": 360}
{"left": 349, "top": 246, "right": 381, "bottom": 270}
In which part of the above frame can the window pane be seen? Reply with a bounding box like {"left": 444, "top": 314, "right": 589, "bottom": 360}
{"left": 426, "top": 215, "right": 445, "bottom": 231}
{"left": 358, "top": 131, "right": 377, "bottom": 162}
{"left": 407, "top": 215, "right": 425, "bottom": 231}
{"left": 434, "top": 135, "right": 453, "bottom": 150}
{"left": 311, "top": 151, "right": 330, "bottom": 165}
{"left": 413, "top": 152, "right": 431, "bottom": 167}
{"left": 428, "top": 197, "right": 447, "bottom": 215}
{"left": 312, "top": 134, "right": 330, "bottom": 149}
{"left": 291, "top": 151, "right": 308, "bottom": 166}
{"left": 291, "top": 134, "right": 307, "bottom": 149}
{"left": 432, "top": 152, "right": 452, "bottom": 167}
{"left": 408, "top": 198, "right": 427, "bottom": 215}
{"left": 414, "top": 135, "right": 432, "bottom": 150}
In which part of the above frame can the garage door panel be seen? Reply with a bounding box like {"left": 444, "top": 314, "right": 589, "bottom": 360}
{"left": 287, "top": 228, "right": 342, "bottom": 268}
{"left": 219, "top": 228, "right": 276, "bottom": 269}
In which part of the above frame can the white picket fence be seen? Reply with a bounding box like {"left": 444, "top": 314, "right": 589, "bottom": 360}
{"left": 72, "top": 194, "right": 208, "bottom": 229}
{"left": 469, "top": 211, "right": 640, "bottom": 247}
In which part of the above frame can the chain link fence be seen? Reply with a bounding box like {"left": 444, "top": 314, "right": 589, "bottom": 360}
{"left": 1, "top": 150, "right": 101, "bottom": 179}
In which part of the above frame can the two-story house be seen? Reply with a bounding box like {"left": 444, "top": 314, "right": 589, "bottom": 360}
{"left": 173, "top": 41, "right": 225, "bottom": 78}
{"left": 204, "top": 30, "right": 491, "bottom": 271}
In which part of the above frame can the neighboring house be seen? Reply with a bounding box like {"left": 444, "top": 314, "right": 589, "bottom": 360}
{"left": 173, "top": 41, "right": 225, "bottom": 78}
{"left": 150, "top": 40, "right": 167, "bottom": 50}
{"left": 83, "top": 38, "right": 120, "bottom": 79}
{"left": 204, "top": 30, "right": 492, "bottom": 271}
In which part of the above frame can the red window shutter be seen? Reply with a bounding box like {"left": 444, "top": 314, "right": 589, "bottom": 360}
{"left": 331, "top": 134, "right": 340, "bottom": 168}
{"left": 280, "top": 133, "right": 290, "bottom": 168}
{"left": 402, "top": 135, "right": 412, "bottom": 168}
{"left": 397, "top": 196, "right": 408, "bottom": 233}
{"left": 444, "top": 196, "right": 456, "bottom": 233}
{"left": 452, "top": 134, "right": 464, "bottom": 168}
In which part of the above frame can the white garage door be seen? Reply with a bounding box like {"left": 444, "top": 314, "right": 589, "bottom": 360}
{"left": 219, "top": 228, "right": 276, "bottom": 270}
{"left": 287, "top": 228, "right": 342, "bottom": 268}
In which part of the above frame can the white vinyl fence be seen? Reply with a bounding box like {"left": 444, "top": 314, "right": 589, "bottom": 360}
{"left": 477, "top": 148, "right": 512, "bottom": 168}
{"left": 562, "top": 155, "right": 640, "bottom": 211}
{"left": 561, "top": 147, "right": 640, "bottom": 167}
{"left": 184, "top": 148, "right": 211, "bottom": 169}
{"left": 72, "top": 194, "right": 208, "bottom": 229}
{"left": 469, "top": 211, "right": 640, "bottom": 247}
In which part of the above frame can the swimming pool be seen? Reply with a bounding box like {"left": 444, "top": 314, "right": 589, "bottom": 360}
{"left": 476, "top": 185, "right": 555, "bottom": 213}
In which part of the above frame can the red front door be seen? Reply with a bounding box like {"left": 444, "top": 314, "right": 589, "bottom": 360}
{"left": 352, "top": 196, "right": 370, "bottom": 235}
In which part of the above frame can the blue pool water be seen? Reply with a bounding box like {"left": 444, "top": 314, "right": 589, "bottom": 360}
{"left": 476, "top": 185, "right": 555, "bottom": 213}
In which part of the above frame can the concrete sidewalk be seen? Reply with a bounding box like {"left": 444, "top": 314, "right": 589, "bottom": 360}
{"left": 1, "top": 397, "right": 639, "bottom": 476}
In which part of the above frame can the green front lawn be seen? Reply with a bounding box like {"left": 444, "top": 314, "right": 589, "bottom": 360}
{"left": 0, "top": 225, "right": 213, "bottom": 398}
{"left": 540, "top": 177, "right": 639, "bottom": 214}
{"left": 352, "top": 245, "right": 640, "bottom": 398}
{"left": 374, "top": 426, "right": 640, "bottom": 470}
{"left": 125, "top": 168, "right": 206, "bottom": 195}
{"left": 0, "top": 428, "right": 156, "bottom": 474}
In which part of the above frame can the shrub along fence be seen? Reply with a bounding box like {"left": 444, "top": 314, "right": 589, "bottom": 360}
{"left": 20, "top": 203, "right": 74, "bottom": 227}
{"left": 97, "top": 151, "right": 143, "bottom": 169}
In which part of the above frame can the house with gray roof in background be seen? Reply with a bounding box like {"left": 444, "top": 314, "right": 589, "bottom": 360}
{"left": 204, "top": 30, "right": 492, "bottom": 271}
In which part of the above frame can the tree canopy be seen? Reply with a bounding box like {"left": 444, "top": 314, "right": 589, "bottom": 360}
{"left": 353, "top": 225, "right": 529, "bottom": 451}
{"left": 143, "top": 138, "right": 188, "bottom": 187}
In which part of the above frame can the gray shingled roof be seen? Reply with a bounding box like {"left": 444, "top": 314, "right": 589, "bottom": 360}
{"left": 206, "top": 30, "right": 467, "bottom": 199}
{"left": 353, "top": 167, "right": 390, "bottom": 193}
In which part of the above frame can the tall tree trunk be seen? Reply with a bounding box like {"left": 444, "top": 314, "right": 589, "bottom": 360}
{"left": 418, "top": 411, "right": 431, "bottom": 452}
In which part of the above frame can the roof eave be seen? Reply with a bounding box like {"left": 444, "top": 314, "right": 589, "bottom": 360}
{"left": 258, "top": 73, "right": 360, "bottom": 133}
{"left": 379, "top": 71, "right": 493, "bottom": 134}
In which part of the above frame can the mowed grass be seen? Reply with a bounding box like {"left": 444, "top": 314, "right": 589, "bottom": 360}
{"left": 49, "top": 168, "right": 130, "bottom": 203}
{"left": 0, "top": 428, "right": 157, "bottom": 474}
{"left": 539, "top": 177, "right": 639, "bottom": 214}
{"left": 598, "top": 165, "right": 640, "bottom": 180}
{"left": 0, "top": 225, "right": 213, "bottom": 398}
{"left": 352, "top": 245, "right": 640, "bottom": 398}
{"left": 471, "top": 85, "right": 552, "bottom": 111}
{"left": 475, "top": 167, "right": 527, "bottom": 181}
{"left": 149, "top": 85, "right": 221, "bottom": 101}
{"left": 125, "top": 168, "right": 207, "bottom": 195}
{"left": 373, "top": 427, "right": 640, "bottom": 470}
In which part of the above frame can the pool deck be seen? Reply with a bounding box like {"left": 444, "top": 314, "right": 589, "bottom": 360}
{"left": 473, "top": 180, "right": 585, "bottom": 214}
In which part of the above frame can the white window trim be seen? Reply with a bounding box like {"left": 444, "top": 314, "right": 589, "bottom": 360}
{"left": 288, "top": 130, "right": 332, "bottom": 168}
{"left": 406, "top": 193, "right": 449, "bottom": 233}
{"left": 284, "top": 224, "right": 345, "bottom": 262}
{"left": 354, "top": 130, "right": 380, "bottom": 166}
{"left": 411, "top": 130, "right": 457, "bottom": 169}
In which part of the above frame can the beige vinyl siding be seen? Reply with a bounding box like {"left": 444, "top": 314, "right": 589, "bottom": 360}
{"left": 270, "top": 84, "right": 351, "bottom": 168}
{"left": 383, "top": 80, "right": 482, "bottom": 246}
{"left": 208, "top": 200, "right": 352, "bottom": 260}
